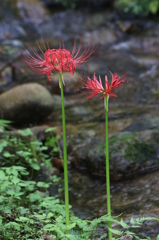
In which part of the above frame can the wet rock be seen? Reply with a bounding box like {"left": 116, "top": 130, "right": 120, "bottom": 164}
{"left": 0, "top": 83, "right": 54, "bottom": 125}
{"left": 116, "top": 36, "right": 159, "bottom": 54}
{"left": 0, "top": 0, "right": 49, "bottom": 41}
{"left": 44, "top": 235, "right": 55, "bottom": 240}
{"left": 123, "top": 116, "right": 159, "bottom": 132}
{"left": 68, "top": 129, "right": 159, "bottom": 180}
{"left": 116, "top": 20, "right": 139, "bottom": 33}
{"left": 85, "top": 13, "right": 106, "bottom": 29}
{"left": 85, "top": 27, "right": 118, "bottom": 45}
{"left": 0, "top": 22, "right": 26, "bottom": 41}
{"left": 120, "top": 235, "right": 133, "bottom": 240}
{"left": 17, "top": 0, "right": 48, "bottom": 25}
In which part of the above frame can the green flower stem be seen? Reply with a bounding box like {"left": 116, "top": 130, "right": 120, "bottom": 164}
{"left": 105, "top": 96, "right": 112, "bottom": 240}
{"left": 59, "top": 72, "right": 69, "bottom": 233}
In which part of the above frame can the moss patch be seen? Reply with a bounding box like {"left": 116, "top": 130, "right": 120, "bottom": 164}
{"left": 125, "top": 140, "right": 156, "bottom": 163}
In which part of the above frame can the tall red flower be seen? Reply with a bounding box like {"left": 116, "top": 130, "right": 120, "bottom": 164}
{"left": 81, "top": 72, "right": 128, "bottom": 99}
{"left": 19, "top": 39, "right": 100, "bottom": 81}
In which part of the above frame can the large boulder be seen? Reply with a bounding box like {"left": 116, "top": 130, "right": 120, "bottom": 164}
{"left": 0, "top": 83, "right": 54, "bottom": 125}
{"left": 67, "top": 128, "right": 159, "bottom": 181}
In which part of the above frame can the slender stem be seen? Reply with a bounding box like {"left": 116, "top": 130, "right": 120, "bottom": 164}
{"left": 105, "top": 96, "right": 112, "bottom": 240}
{"left": 59, "top": 72, "right": 69, "bottom": 232}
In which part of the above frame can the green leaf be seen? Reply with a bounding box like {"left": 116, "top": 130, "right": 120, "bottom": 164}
{"left": 5, "top": 167, "right": 18, "bottom": 176}
{"left": 28, "top": 191, "right": 41, "bottom": 202}
{"left": 0, "top": 119, "right": 12, "bottom": 126}
{"left": 130, "top": 217, "right": 135, "bottom": 225}
{"left": 16, "top": 216, "right": 31, "bottom": 222}
{"left": 43, "top": 223, "right": 55, "bottom": 230}
{"left": 16, "top": 150, "right": 31, "bottom": 157}
{"left": 100, "top": 233, "right": 107, "bottom": 239}
{"left": 131, "top": 225, "right": 141, "bottom": 229}
{"left": 47, "top": 212, "right": 53, "bottom": 218}
{"left": 149, "top": 0, "right": 159, "bottom": 14}
{"left": 0, "top": 170, "right": 6, "bottom": 180}
{"left": 31, "top": 163, "right": 40, "bottom": 170}
{"left": 109, "top": 228, "right": 123, "bottom": 235}
{"left": 18, "top": 128, "right": 33, "bottom": 136}
{"left": 15, "top": 191, "right": 24, "bottom": 197}
{"left": 3, "top": 206, "right": 12, "bottom": 214}
{"left": 56, "top": 215, "right": 63, "bottom": 223}
{"left": 4, "top": 222, "right": 20, "bottom": 230}
{"left": 0, "top": 196, "right": 5, "bottom": 203}
{"left": 139, "top": 216, "right": 159, "bottom": 223}
{"left": 9, "top": 166, "right": 28, "bottom": 175}
{"left": 11, "top": 176, "right": 20, "bottom": 185}
{"left": 0, "top": 141, "right": 8, "bottom": 151}
{"left": 45, "top": 127, "right": 57, "bottom": 133}
{"left": 66, "top": 222, "right": 76, "bottom": 230}
{"left": 0, "top": 216, "right": 3, "bottom": 225}
{"left": 3, "top": 151, "right": 15, "bottom": 158}
{"left": 6, "top": 189, "right": 15, "bottom": 195}
{"left": 156, "top": 235, "right": 159, "bottom": 240}
{"left": 135, "top": 237, "right": 141, "bottom": 240}
{"left": 120, "top": 219, "right": 129, "bottom": 228}
{"left": 19, "top": 207, "right": 29, "bottom": 215}
{"left": 37, "top": 181, "right": 50, "bottom": 188}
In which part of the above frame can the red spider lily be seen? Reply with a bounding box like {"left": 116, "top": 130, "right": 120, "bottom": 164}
{"left": 81, "top": 72, "right": 128, "bottom": 99}
{"left": 19, "top": 39, "right": 100, "bottom": 81}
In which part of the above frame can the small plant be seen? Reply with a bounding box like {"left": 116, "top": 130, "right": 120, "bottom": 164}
{"left": 45, "top": 127, "right": 63, "bottom": 159}
{"left": 111, "top": 217, "right": 159, "bottom": 239}
{"left": 118, "top": 0, "right": 159, "bottom": 16}
{"left": 0, "top": 127, "right": 54, "bottom": 177}
{"left": 0, "top": 165, "right": 63, "bottom": 239}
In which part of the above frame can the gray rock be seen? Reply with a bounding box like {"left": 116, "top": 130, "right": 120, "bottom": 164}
{"left": 120, "top": 235, "right": 133, "bottom": 240}
{"left": 0, "top": 0, "right": 49, "bottom": 41}
{"left": 0, "top": 22, "right": 26, "bottom": 41}
{"left": 68, "top": 129, "right": 159, "bottom": 180}
{"left": 84, "top": 27, "right": 118, "bottom": 45}
{"left": 123, "top": 116, "right": 159, "bottom": 132}
{"left": 0, "top": 83, "right": 54, "bottom": 124}
{"left": 17, "top": 0, "right": 48, "bottom": 25}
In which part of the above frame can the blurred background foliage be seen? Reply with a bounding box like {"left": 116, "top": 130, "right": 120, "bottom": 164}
{"left": 117, "top": 0, "right": 159, "bottom": 16}
{"left": 47, "top": 0, "right": 159, "bottom": 16}
{"left": 1, "top": 0, "right": 159, "bottom": 17}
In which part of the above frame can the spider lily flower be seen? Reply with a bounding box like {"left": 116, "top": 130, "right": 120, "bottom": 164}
{"left": 81, "top": 72, "right": 128, "bottom": 99}
{"left": 19, "top": 39, "right": 100, "bottom": 81}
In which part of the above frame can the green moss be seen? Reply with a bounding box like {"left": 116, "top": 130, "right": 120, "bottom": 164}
{"left": 109, "top": 136, "right": 118, "bottom": 146}
{"left": 125, "top": 140, "right": 156, "bottom": 163}
{"left": 153, "top": 90, "right": 159, "bottom": 98}
{"left": 109, "top": 132, "right": 139, "bottom": 147}
{"left": 119, "top": 135, "right": 133, "bottom": 142}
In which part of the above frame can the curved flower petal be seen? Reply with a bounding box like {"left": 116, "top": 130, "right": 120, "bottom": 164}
{"left": 79, "top": 72, "right": 128, "bottom": 99}
{"left": 18, "top": 39, "right": 100, "bottom": 81}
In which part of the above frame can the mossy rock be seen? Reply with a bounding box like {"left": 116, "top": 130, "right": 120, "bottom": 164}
{"left": 125, "top": 140, "right": 156, "bottom": 163}
{"left": 69, "top": 130, "right": 159, "bottom": 181}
